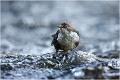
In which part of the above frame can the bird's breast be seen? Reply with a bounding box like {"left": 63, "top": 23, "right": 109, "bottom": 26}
{"left": 57, "top": 29, "right": 79, "bottom": 45}
{"left": 69, "top": 31, "right": 80, "bottom": 42}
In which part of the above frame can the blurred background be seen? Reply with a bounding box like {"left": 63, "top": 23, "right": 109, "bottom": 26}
{"left": 1, "top": 1, "right": 120, "bottom": 79}
{"left": 1, "top": 1, "right": 119, "bottom": 56}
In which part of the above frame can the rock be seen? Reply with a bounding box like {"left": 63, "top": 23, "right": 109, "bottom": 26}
{"left": 1, "top": 64, "right": 14, "bottom": 71}
{"left": 35, "top": 51, "right": 98, "bottom": 69}
{"left": 0, "top": 51, "right": 120, "bottom": 79}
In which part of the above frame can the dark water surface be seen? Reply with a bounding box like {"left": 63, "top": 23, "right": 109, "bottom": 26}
{"left": 1, "top": 1, "right": 119, "bottom": 80}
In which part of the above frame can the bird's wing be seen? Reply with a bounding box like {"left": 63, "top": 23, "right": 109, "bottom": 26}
{"left": 51, "top": 30, "right": 59, "bottom": 46}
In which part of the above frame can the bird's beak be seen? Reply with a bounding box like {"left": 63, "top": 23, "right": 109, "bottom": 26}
{"left": 57, "top": 26, "right": 59, "bottom": 28}
{"left": 57, "top": 25, "right": 62, "bottom": 28}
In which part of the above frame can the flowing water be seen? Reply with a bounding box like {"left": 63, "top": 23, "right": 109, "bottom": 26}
{"left": 1, "top": 1, "right": 119, "bottom": 80}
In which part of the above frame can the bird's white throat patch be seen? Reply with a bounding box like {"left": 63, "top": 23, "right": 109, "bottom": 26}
{"left": 57, "top": 28, "right": 79, "bottom": 42}
{"left": 70, "top": 31, "right": 79, "bottom": 42}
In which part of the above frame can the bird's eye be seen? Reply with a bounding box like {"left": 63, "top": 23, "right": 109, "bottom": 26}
{"left": 65, "top": 25, "right": 67, "bottom": 28}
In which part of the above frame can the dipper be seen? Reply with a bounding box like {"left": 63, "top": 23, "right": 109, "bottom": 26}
{"left": 51, "top": 22, "right": 80, "bottom": 53}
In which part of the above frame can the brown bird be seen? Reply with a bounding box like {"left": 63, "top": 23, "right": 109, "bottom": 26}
{"left": 51, "top": 22, "right": 80, "bottom": 53}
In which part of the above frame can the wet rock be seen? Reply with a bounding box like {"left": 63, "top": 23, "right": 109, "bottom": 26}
{"left": 105, "top": 50, "right": 119, "bottom": 58}
{"left": 35, "top": 51, "right": 98, "bottom": 69}
{"left": 71, "top": 67, "right": 85, "bottom": 78}
{"left": 107, "top": 59, "right": 120, "bottom": 69}
{"left": 1, "top": 64, "right": 14, "bottom": 71}
{"left": 1, "top": 51, "right": 120, "bottom": 70}
{"left": 0, "top": 51, "right": 120, "bottom": 79}
{"left": 82, "top": 62, "right": 104, "bottom": 79}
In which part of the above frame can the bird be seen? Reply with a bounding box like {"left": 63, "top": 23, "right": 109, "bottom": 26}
{"left": 51, "top": 22, "right": 80, "bottom": 53}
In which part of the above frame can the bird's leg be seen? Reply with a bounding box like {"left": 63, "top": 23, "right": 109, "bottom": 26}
{"left": 53, "top": 49, "right": 59, "bottom": 59}
{"left": 55, "top": 49, "right": 58, "bottom": 54}
{"left": 71, "top": 48, "right": 76, "bottom": 53}
{"left": 61, "top": 51, "right": 68, "bottom": 62}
